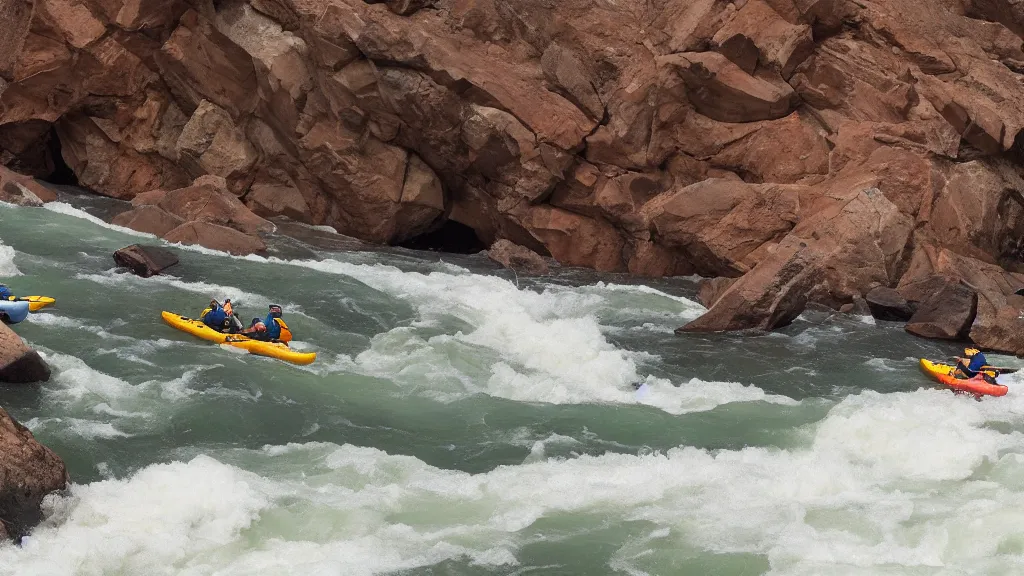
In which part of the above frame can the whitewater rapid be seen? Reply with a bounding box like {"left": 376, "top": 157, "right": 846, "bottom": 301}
{"left": 2, "top": 200, "right": 1023, "bottom": 575}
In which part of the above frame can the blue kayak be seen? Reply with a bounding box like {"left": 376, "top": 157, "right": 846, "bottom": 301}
{"left": 0, "top": 300, "right": 30, "bottom": 324}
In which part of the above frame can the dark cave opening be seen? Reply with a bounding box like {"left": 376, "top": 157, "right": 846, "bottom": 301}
{"left": 399, "top": 219, "right": 488, "bottom": 254}
{"left": 44, "top": 127, "right": 78, "bottom": 186}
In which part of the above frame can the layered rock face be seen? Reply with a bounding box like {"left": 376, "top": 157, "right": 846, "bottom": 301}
{"left": 4, "top": 0, "right": 1024, "bottom": 347}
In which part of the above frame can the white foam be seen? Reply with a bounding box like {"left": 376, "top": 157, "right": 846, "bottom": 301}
{"left": 3, "top": 456, "right": 270, "bottom": 575}
{"left": 75, "top": 271, "right": 269, "bottom": 309}
{"left": 9, "top": 390, "right": 1022, "bottom": 575}
{"left": 43, "top": 202, "right": 153, "bottom": 238}
{"left": 43, "top": 352, "right": 140, "bottom": 403}
{"left": 276, "top": 257, "right": 755, "bottom": 414}
{"left": 0, "top": 247, "right": 21, "bottom": 278}
{"left": 27, "top": 417, "right": 131, "bottom": 439}
{"left": 863, "top": 357, "right": 898, "bottom": 372}
{"left": 38, "top": 352, "right": 198, "bottom": 428}
{"left": 28, "top": 312, "right": 136, "bottom": 342}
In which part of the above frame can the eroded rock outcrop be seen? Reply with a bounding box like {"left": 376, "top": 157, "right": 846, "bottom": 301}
{"left": 0, "top": 406, "right": 68, "bottom": 542}
{"left": 487, "top": 239, "right": 549, "bottom": 275}
{"left": 0, "top": 320, "right": 49, "bottom": 384}
{"left": 3, "top": 0, "right": 1024, "bottom": 347}
{"left": 114, "top": 175, "right": 271, "bottom": 255}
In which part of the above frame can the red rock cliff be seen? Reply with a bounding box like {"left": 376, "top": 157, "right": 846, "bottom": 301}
{"left": 4, "top": 0, "right": 1024, "bottom": 346}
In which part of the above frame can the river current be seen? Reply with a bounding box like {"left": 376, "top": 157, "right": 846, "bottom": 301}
{"left": 2, "top": 195, "right": 1024, "bottom": 575}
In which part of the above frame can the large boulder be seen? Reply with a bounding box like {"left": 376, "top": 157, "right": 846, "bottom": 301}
{"left": 487, "top": 239, "right": 550, "bottom": 275}
{"left": 865, "top": 286, "right": 915, "bottom": 322}
{"left": 679, "top": 236, "right": 822, "bottom": 332}
{"left": 163, "top": 221, "right": 268, "bottom": 256}
{"left": 157, "top": 176, "right": 274, "bottom": 236}
{"left": 111, "top": 205, "right": 185, "bottom": 237}
{"left": 0, "top": 166, "right": 56, "bottom": 205}
{"left": 0, "top": 406, "right": 68, "bottom": 542}
{"left": 899, "top": 246, "right": 1024, "bottom": 352}
{"left": 641, "top": 179, "right": 801, "bottom": 277}
{"left": 696, "top": 276, "right": 738, "bottom": 309}
{"left": 904, "top": 282, "right": 978, "bottom": 340}
{"left": 245, "top": 183, "right": 312, "bottom": 223}
{"left": 660, "top": 51, "right": 798, "bottom": 123}
{"left": 514, "top": 205, "right": 626, "bottom": 272}
{"left": 0, "top": 321, "right": 49, "bottom": 384}
{"left": 174, "top": 100, "right": 258, "bottom": 193}
{"left": 155, "top": 10, "right": 259, "bottom": 118}
{"left": 112, "top": 244, "right": 180, "bottom": 278}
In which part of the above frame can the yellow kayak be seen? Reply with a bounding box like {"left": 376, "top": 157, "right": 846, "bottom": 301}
{"left": 8, "top": 295, "right": 55, "bottom": 312}
{"left": 919, "top": 358, "right": 1008, "bottom": 397}
{"left": 161, "top": 311, "right": 317, "bottom": 365}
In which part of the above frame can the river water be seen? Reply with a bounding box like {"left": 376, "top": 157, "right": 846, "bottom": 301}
{"left": 2, "top": 197, "right": 1024, "bottom": 575}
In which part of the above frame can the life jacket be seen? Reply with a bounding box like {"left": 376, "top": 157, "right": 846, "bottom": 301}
{"left": 273, "top": 317, "right": 292, "bottom": 343}
{"left": 201, "top": 306, "right": 227, "bottom": 328}
{"left": 223, "top": 302, "right": 234, "bottom": 316}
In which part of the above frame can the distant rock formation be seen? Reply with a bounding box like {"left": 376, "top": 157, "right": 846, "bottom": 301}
{"left": 4, "top": 0, "right": 1024, "bottom": 348}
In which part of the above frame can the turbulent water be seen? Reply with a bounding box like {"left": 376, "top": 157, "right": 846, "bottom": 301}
{"left": 2, "top": 195, "right": 1024, "bottom": 576}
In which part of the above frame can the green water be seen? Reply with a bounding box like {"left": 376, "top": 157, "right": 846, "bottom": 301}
{"left": 2, "top": 198, "right": 1024, "bottom": 576}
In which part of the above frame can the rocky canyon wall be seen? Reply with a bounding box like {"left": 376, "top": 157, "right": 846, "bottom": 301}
{"left": 4, "top": 0, "right": 1024, "bottom": 348}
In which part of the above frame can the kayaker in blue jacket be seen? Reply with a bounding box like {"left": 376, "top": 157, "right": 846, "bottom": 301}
{"left": 0, "top": 284, "right": 12, "bottom": 300}
{"left": 241, "top": 304, "right": 292, "bottom": 342}
{"left": 955, "top": 348, "right": 988, "bottom": 379}
{"left": 202, "top": 299, "right": 229, "bottom": 331}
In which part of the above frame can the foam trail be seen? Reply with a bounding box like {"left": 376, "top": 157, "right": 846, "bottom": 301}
{"left": 26, "top": 417, "right": 131, "bottom": 439}
{"left": 43, "top": 202, "right": 153, "bottom": 238}
{"left": 278, "top": 257, "right": 763, "bottom": 414}
{"left": 76, "top": 271, "right": 267, "bottom": 306}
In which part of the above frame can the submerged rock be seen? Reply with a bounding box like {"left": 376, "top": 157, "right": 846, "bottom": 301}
{"left": 0, "top": 406, "right": 68, "bottom": 542}
{"left": 112, "top": 244, "right": 180, "bottom": 278}
{"left": 0, "top": 321, "right": 50, "bottom": 384}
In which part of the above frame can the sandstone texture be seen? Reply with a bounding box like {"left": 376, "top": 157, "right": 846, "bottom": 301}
{"left": 0, "top": 321, "right": 50, "bottom": 384}
{"left": 0, "top": 405, "right": 68, "bottom": 542}
{"left": 487, "top": 239, "right": 549, "bottom": 275}
{"left": 3, "top": 0, "right": 1024, "bottom": 348}
{"left": 112, "top": 244, "right": 180, "bottom": 277}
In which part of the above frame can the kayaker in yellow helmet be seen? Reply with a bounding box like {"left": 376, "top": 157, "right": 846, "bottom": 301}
{"left": 954, "top": 348, "right": 988, "bottom": 379}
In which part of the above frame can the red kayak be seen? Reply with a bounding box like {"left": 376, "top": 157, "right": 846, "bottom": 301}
{"left": 919, "top": 359, "right": 1008, "bottom": 397}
